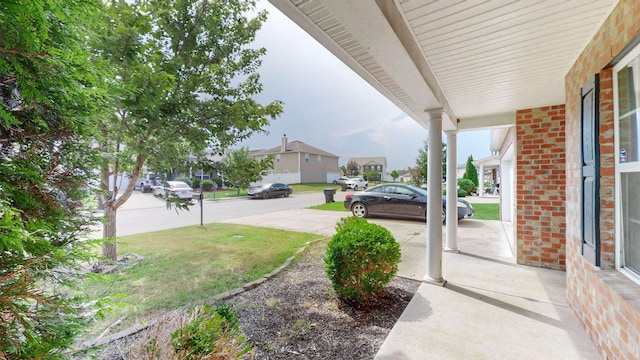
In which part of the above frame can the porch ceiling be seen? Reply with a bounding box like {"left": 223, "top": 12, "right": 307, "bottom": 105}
{"left": 270, "top": 0, "right": 617, "bottom": 132}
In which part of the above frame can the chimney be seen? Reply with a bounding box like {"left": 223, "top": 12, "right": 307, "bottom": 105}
{"left": 281, "top": 134, "right": 287, "bottom": 152}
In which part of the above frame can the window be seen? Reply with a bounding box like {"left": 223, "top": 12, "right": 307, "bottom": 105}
{"left": 614, "top": 44, "right": 640, "bottom": 283}
{"left": 276, "top": 154, "right": 280, "bottom": 163}
{"left": 317, "top": 155, "right": 321, "bottom": 164}
{"left": 305, "top": 153, "right": 309, "bottom": 163}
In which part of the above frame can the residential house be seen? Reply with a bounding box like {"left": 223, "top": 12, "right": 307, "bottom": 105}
{"left": 270, "top": 0, "right": 640, "bottom": 358}
{"left": 347, "top": 156, "right": 389, "bottom": 181}
{"left": 251, "top": 135, "right": 340, "bottom": 184}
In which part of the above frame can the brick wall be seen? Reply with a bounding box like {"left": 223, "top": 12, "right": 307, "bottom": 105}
{"left": 516, "top": 106, "right": 566, "bottom": 270}
{"left": 564, "top": 0, "right": 640, "bottom": 358}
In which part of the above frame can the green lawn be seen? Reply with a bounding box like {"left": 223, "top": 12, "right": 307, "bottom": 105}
{"left": 308, "top": 201, "right": 348, "bottom": 211}
{"left": 470, "top": 203, "right": 500, "bottom": 220}
{"left": 81, "top": 224, "right": 323, "bottom": 338}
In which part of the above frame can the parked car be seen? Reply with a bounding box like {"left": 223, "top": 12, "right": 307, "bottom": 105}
{"left": 138, "top": 176, "right": 162, "bottom": 193}
{"left": 152, "top": 181, "right": 194, "bottom": 200}
{"left": 343, "top": 183, "right": 474, "bottom": 223}
{"left": 248, "top": 183, "right": 292, "bottom": 199}
{"left": 345, "top": 177, "right": 368, "bottom": 190}
{"left": 333, "top": 176, "right": 350, "bottom": 185}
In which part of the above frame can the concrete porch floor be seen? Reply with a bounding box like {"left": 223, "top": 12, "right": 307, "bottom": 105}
{"left": 374, "top": 197, "right": 601, "bottom": 360}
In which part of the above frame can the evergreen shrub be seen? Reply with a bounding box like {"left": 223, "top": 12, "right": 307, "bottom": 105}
{"left": 201, "top": 180, "right": 214, "bottom": 191}
{"left": 324, "top": 217, "right": 401, "bottom": 303}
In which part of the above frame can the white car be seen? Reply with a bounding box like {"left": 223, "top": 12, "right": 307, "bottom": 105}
{"left": 345, "top": 177, "right": 368, "bottom": 190}
{"left": 153, "top": 181, "right": 194, "bottom": 200}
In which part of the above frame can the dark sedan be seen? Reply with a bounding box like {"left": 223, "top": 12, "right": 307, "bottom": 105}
{"left": 343, "top": 184, "right": 474, "bottom": 223}
{"left": 248, "top": 183, "right": 292, "bottom": 199}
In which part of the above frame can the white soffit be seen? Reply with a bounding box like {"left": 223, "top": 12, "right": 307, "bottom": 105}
{"left": 271, "top": 0, "right": 618, "bottom": 131}
{"left": 271, "top": 0, "right": 452, "bottom": 129}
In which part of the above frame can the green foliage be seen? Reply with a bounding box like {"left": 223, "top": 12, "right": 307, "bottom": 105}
{"left": 213, "top": 176, "right": 223, "bottom": 189}
{"left": 0, "top": 0, "right": 107, "bottom": 356}
{"left": 201, "top": 179, "right": 214, "bottom": 191}
{"left": 176, "top": 177, "right": 192, "bottom": 187}
{"left": 346, "top": 160, "right": 359, "bottom": 176}
{"left": 458, "top": 188, "right": 468, "bottom": 197}
{"left": 221, "top": 147, "right": 273, "bottom": 194}
{"left": 415, "top": 140, "right": 428, "bottom": 185}
{"left": 340, "top": 165, "right": 347, "bottom": 176}
{"left": 325, "top": 217, "right": 401, "bottom": 303}
{"left": 192, "top": 178, "right": 201, "bottom": 190}
{"left": 458, "top": 178, "right": 475, "bottom": 195}
{"left": 93, "top": 0, "right": 283, "bottom": 258}
{"left": 463, "top": 155, "right": 479, "bottom": 187}
{"left": 409, "top": 167, "right": 424, "bottom": 187}
{"left": 390, "top": 170, "right": 399, "bottom": 181}
{"left": 415, "top": 141, "right": 447, "bottom": 184}
{"left": 363, "top": 170, "right": 380, "bottom": 182}
{"left": 171, "top": 303, "right": 251, "bottom": 359}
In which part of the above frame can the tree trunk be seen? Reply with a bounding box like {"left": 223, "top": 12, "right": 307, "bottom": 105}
{"left": 102, "top": 203, "right": 118, "bottom": 261}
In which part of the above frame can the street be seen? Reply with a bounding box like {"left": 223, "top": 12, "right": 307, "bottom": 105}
{"left": 110, "top": 191, "right": 332, "bottom": 236}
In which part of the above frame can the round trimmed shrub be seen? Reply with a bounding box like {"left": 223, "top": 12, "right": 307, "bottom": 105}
{"left": 201, "top": 179, "right": 214, "bottom": 191}
{"left": 192, "top": 178, "right": 201, "bottom": 190}
{"left": 457, "top": 178, "right": 475, "bottom": 195}
{"left": 324, "top": 217, "right": 401, "bottom": 303}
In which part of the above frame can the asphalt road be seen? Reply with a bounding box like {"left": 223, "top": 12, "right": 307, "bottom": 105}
{"left": 110, "top": 191, "right": 333, "bottom": 237}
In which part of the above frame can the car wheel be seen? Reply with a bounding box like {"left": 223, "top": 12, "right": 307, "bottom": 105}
{"left": 262, "top": 192, "right": 269, "bottom": 199}
{"left": 284, "top": 190, "right": 290, "bottom": 197}
{"left": 442, "top": 207, "right": 446, "bottom": 224}
{"left": 351, "top": 202, "right": 368, "bottom": 218}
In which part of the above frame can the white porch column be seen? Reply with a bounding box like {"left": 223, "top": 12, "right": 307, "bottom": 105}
{"left": 445, "top": 131, "right": 459, "bottom": 253}
{"left": 479, "top": 164, "right": 485, "bottom": 196}
{"left": 425, "top": 109, "right": 444, "bottom": 284}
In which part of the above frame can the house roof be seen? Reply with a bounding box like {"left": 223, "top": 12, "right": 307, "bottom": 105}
{"left": 269, "top": 0, "right": 617, "bottom": 132}
{"left": 349, "top": 157, "right": 388, "bottom": 167}
{"left": 253, "top": 140, "right": 338, "bottom": 158}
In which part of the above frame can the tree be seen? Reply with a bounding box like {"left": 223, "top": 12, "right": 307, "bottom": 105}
{"left": 0, "top": 0, "right": 107, "bottom": 356}
{"left": 95, "top": 0, "right": 282, "bottom": 261}
{"left": 340, "top": 165, "right": 347, "bottom": 176}
{"left": 463, "top": 155, "right": 479, "bottom": 190}
{"left": 390, "top": 170, "right": 399, "bottom": 182}
{"left": 415, "top": 140, "right": 428, "bottom": 185}
{"left": 363, "top": 170, "right": 380, "bottom": 182}
{"left": 221, "top": 147, "right": 273, "bottom": 194}
{"left": 415, "top": 140, "right": 447, "bottom": 185}
{"left": 409, "top": 167, "right": 424, "bottom": 187}
{"left": 346, "top": 160, "right": 360, "bottom": 176}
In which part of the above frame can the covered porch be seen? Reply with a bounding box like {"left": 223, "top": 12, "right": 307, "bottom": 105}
{"left": 269, "top": 0, "right": 639, "bottom": 358}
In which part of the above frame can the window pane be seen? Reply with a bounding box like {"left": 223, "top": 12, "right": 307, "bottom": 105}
{"left": 617, "top": 57, "right": 640, "bottom": 163}
{"left": 622, "top": 172, "right": 640, "bottom": 275}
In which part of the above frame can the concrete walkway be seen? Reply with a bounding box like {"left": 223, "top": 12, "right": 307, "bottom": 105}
{"left": 373, "top": 200, "right": 601, "bottom": 359}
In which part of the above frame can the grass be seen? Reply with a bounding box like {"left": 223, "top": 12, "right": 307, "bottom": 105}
{"left": 308, "top": 201, "right": 348, "bottom": 212}
{"left": 80, "top": 223, "right": 322, "bottom": 338}
{"left": 470, "top": 203, "right": 500, "bottom": 220}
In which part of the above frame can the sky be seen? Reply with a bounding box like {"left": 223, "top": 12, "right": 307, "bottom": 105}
{"left": 239, "top": 0, "right": 491, "bottom": 171}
